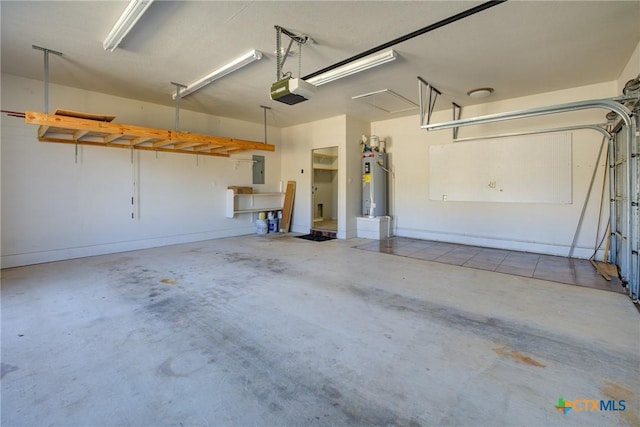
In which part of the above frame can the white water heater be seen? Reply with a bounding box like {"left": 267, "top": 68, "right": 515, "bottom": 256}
{"left": 362, "top": 152, "right": 388, "bottom": 217}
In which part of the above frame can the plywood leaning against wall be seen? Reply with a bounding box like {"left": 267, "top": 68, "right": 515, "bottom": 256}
{"left": 280, "top": 181, "right": 296, "bottom": 232}
{"left": 429, "top": 133, "right": 572, "bottom": 203}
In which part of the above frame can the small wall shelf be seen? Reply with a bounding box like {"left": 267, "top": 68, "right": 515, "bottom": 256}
{"left": 225, "top": 189, "right": 285, "bottom": 218}
{"left": 313, "top": 153, "right": 338, "bottom": 160}
{"left": 313, "top": 152, "right": 338, "bottom": 171}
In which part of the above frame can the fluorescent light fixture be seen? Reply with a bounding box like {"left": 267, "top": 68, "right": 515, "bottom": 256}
{"left": 173, "top": 50, "right": 263, "bottom": 99}
{"left": 306, "top": 50, "right": 397, "bottom": 86}
{"left": 103, "top": 0, "right": 155, "bottom": 52}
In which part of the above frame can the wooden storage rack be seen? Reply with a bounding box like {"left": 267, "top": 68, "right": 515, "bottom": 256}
{"left": 25, "top": 111, "right": 275, "bottom": 157}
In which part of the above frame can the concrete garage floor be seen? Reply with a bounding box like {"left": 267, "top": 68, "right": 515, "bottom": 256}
{"left": 2, "top": 235, "right": 639, "bottom": 426}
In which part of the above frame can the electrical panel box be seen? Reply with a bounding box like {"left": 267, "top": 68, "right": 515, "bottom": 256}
{"left": 252, "top": 155, "right": 265, "bottom": 185}
{"left": 362, "top": 152, "right": 387, "bottom": 217}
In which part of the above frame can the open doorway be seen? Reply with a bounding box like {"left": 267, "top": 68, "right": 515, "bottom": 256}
{"left": 311, "top": 147, "right": 338, "bottom": 235}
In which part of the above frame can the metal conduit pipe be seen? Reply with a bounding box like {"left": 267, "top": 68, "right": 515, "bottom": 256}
{"left": 453, "top": 124, "right": 612, "bottom": 142}
{"left": 569, "top": 135, "right": 608, "bottom": 260}
{"left": 420, "top": 99, "right": 632, "bottom": 131}
{"left": 628, "top": 116, "right": 638, "bottom": 300}
{"left": 622, "top": 115, "right": 635, "bottom": 295}
{"left": 608, "top": 133, "right": 617, "bottom": 267}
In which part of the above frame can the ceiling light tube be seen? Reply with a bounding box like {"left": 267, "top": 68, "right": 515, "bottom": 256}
{"left": 306, "top": 50, "right": 397, "bottom": 86}
{"left": 103, "top": 0, "right": 155, "bottom": 52}
{"left": 174, "top": 50, "right": 263, "bottom": 99}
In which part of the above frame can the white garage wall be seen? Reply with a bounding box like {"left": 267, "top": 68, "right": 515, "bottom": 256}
{"left": 428, "top": 133, "right": 573, "bottom": 204}
{"left": 371, "top": 81, "right": 619, "bottom": 258}
{"left": 281, "top": 116, "right": 346, "bottom": 235}
{"left": 280, "top": 115, "right": 368, "bottom": 239}
{"left": 1, "top": 74, "right": 281, "bottom": 267}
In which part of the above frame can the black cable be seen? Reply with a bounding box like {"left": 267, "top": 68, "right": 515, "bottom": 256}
{"left": 590, "top": 219, "right": 610, "bottom": 262}
{"left": 302, "top": 1, "right": 508, "bottom": 81}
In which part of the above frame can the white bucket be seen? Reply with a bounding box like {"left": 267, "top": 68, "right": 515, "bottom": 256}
{"left": 256, "top": 219, "right": 268, "bottom": 235}
{"left": 268, "top": 218, "right": 279, "bottom": 233}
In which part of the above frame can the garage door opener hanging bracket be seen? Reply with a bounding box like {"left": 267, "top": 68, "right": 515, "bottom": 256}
{"left": 418, "top": 77, "right": 463, "bottom": 139}
{"left": 275, "top": 25, "right": 310, "bottom": 80}
{"left": 418, "top": 77, "right": 440, "bottom": 127}
{"left": 452, "top": 102, "right": 462, "bottom": 139}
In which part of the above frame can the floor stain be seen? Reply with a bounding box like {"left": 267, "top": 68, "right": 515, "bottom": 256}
{"left": 158, "top": 358, "right": 184, "bottom": 377}
{"left": 157, "top": 349, "right": 210, "bottom": 378}
{"left": 601, "top": 381, "right": 639, "bottom": 426}
{"left": 268, "top": 401, "right": 284, "bottom": 412}
{"left": 322, "top": 384, "right": 342, "bottom": 400}
{"left": 222, "top": 252, "right": 288, "bottom": 276}
{"left": 492, "top": 346, "right": 546, "bottom": 368}
{"left": 161, "top": 278, "right": 177, "bottom": 285}
{"left": 146, "top": 295, "right": 192, "bottom": 320}
{"left": 1, "top": 363, "right": 19, "bottom": 378}
{"left": 346, "top": 285, "right": 638, "bottom": 378}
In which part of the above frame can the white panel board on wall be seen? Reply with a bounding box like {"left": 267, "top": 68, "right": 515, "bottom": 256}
{"left": 429, "top": 133, "right": 572, "bottom": 203}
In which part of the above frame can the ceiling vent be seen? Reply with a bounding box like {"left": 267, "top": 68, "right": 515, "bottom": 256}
{"left": 352, "top": 89, "right": 418, "bottom": 113}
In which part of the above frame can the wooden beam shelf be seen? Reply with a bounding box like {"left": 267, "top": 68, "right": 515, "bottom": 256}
{"left": 24, "top": 111, "right": 275, "bottom": 157}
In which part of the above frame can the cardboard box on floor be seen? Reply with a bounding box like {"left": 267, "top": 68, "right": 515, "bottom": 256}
{"left": 228, "top": 186, "right": 253, "bottom": 194}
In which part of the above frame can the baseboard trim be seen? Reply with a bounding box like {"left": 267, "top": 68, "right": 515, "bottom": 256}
{"left": 1, "top": 227, "right": 254, "bottom": 268}
{"left": 394, "top": 228, "right": 603, "bottom": 260}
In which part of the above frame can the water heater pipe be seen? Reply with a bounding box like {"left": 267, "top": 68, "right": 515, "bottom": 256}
{"left": 369, "top": 164, "right": 376, "bottom": 218}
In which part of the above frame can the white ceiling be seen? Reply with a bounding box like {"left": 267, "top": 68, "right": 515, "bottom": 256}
{"left": 2, "top": 1, "right": 639, "bottom": 128}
